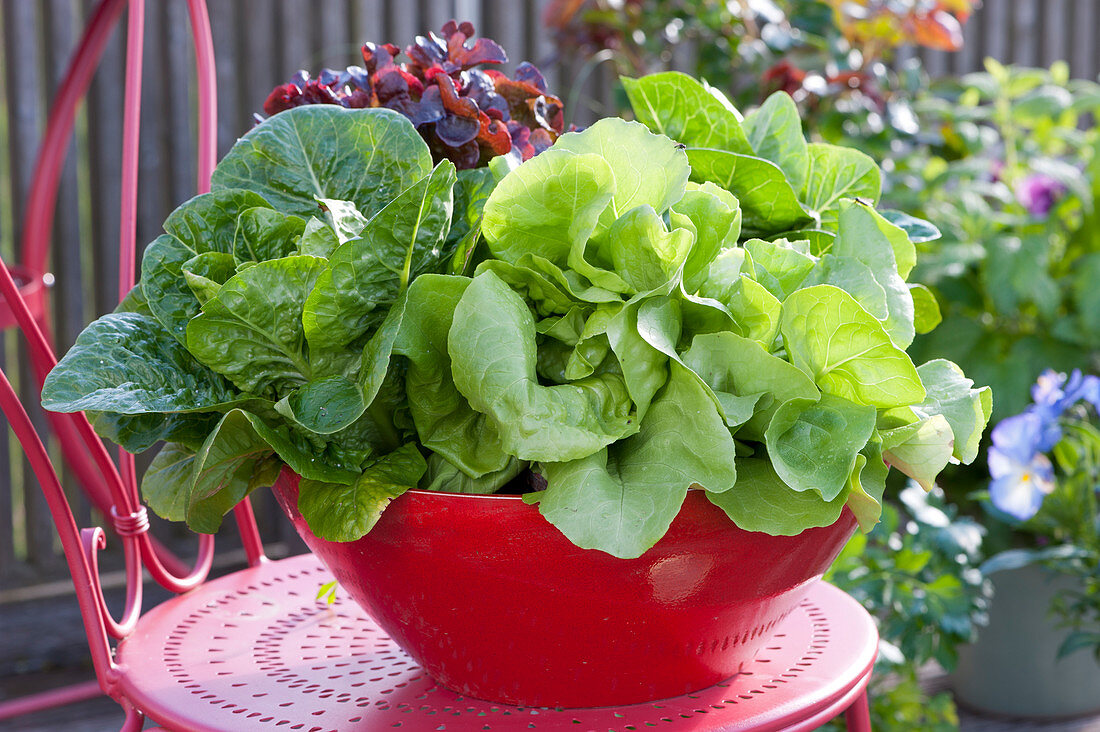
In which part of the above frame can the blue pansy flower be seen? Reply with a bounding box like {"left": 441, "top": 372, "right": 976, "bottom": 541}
{"left": 1028, "top": 370, "right": 1100, "bottom": 451}
{"left": 988, "top": 412, "right": 1056, "bottom": 520}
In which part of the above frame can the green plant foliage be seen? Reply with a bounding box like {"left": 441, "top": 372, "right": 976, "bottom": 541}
{"left": 42, "top": 72, "right": 989, "bottom": 558}
{"left": 823, "top": 485, "right": 992, "bottom": 731}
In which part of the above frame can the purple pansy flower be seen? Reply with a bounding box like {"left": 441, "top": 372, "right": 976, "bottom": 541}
{"left": 1015, "top": 173, "right": 1067, "bottom": 217}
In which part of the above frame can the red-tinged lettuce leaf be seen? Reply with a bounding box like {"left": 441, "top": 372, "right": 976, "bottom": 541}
{"left": 259, "top": 22, "right": 563, "bottom": 170}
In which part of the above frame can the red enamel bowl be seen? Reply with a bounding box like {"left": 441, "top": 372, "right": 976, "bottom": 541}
{"left": 272, "top": 470, "right": 857, "bottom": 708}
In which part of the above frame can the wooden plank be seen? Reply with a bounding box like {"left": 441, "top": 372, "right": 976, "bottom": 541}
{"left": 483, "top": 0, "right": 524, "bottom": 73}
{"left": 43, "top": 0, "right": 87, "bottom": 348}
{"left": 318, "top": 0, "right": 352, "bottom": 70}
{"left": 983, "top": 0, "right": 1009, "bottom": 72}
{"left": 1012, "top": 0, "right": 1040, "bottom": 67}
{"left": 389, "top": 1, "right": 419, "bottom": 45}
{"left": 1072, "top": 0, "right": 1095, "bottom": 80}
{"left": 351, "top": 0, "right": 386, "bottom": 47}
{"left": 455, "top": 0, "right": 481, "bottom": 33}
{"left": 420, "top": 0, "right": 453, "bottom": 37}
{"left": 207, "top": 0, "right": 241, "bottom": 155}
{"left": 137, "top": 0, "right": 169, "bottom": 255}
{"left": 3, "top": 0, "right": 59, "bottom": 571}
{"left": 955, "top": 2, "right": 982, "bottom": 77}
{"left": 162, "top": 0, "right": 195, "bottom": 205}
{"left": 0, "top": 0, "right": 13, "bottom": 582}
{"left": 278, "top": 0, "right": 312, "bottom": 74}
{"left": 43, "top": 0, "right": 95, "bottom": 530}
{"left": 84, "top": 0, "right": 124, "bottom": 317}
{"left": 239, "top": 0, "right": 279, "bottom": 132}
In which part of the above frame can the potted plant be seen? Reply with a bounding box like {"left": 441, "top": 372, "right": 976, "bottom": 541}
{"left": 40, "top": 43, "right": 989, "bottom": 707}
{"left": 952, "top": 369, "right": 1100, "bottom": 718}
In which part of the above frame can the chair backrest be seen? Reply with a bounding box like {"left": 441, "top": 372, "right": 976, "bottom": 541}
{"left": 0, "top": 0, "right": 266, "bottom": 703}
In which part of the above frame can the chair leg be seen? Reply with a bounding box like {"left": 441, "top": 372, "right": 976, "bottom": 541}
{"left": 119, "top": 704, "right": 145, "bottom": 732}
{"left": 843, "top": 688, "right": 872, "bottom": 732}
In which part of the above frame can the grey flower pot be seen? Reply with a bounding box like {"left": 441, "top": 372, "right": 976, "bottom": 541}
{"left": 952, "top": 563, "right": 1100, "bottom": 718}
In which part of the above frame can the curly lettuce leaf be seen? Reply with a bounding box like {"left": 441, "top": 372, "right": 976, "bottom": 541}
{"left": 297, "top": 443, "right": 426, "bottom": 542}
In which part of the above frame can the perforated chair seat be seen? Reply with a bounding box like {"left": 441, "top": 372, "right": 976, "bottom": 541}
{"left": 115, "top": 553, "right": 876, "bottom": 731}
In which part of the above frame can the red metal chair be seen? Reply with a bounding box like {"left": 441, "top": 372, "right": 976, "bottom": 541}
{"left": 0, "top": 0, "right": 878, "bottom": 729}
{"left": 3, "top": 0, "right": 191, "bottom": 577}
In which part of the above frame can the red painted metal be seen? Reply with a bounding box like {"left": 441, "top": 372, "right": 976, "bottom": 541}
{"left": 0, "top": 0, "right": 230, "bottom": 725}
{"left": 116, "top": 0, "right": 145, "bottom": 505}
{"left": 272, "top": 471, "right": 860, "bottom": 708}
{"left": 109, "top": 553, "right": 875, "bottom": 730}
{"left": 1, "top": 0, "right": 191, "bottom": 579}
{"left": 0, "top": 681, "right": 102, "bottom": 723}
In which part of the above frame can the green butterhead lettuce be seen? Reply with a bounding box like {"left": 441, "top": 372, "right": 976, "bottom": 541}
{"left": 42, "top": 72, "right": 991, "bottom": 557}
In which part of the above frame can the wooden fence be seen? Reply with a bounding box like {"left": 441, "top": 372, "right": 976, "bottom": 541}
{"left": 1, "top": 0, "right": 1098, "bottom": 594}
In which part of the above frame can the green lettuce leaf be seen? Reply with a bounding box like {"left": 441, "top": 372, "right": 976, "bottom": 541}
{"left": 186, "top": 409, "right": 278, "bottom": 533}
{"left": 41, "top": 312, "right": 246, "bottom": 414}
{"left": 141, "top": 442, "right": 197, "bottom": 522}
{"left": 482, "top": 149, "right": 614, "bottom": 268}
{"left": 181, "top": 251, "right": 236, "bottom": 306}
{"left": 687, "top": 148, "right": 813, "bottom": 234}
{"left": 234, "top": 207, "right": 307, "bottom": 262}
{"left": 800, "top": 142, "right": 881, "bottom": 229}
{"left": 303, "top": 161, "right": 456, "bottom": 363}
{"left": 211, "top": 106, "right": 432, "bottom": 219}
{"left": 297, "top": 217, "right": 340, "bottom": 259}
{"left": 555, "top": 118, "right": 690, "bottom": 233}
{"left": 780, "top": 285, "right": 925, "bottom": 409}
{"left": 448, "top": 271, "right": 637, "bottom": 462}
{"left": 911, "top": 284, "right": 943, "bottom": 334}
{"left": 915, "top": 359, "right": 992, "bottom": 464}
{"left": 682, "top": 331, "right": 819, "bottom": 440}
{"left": 534, "top": 362, "right": 736, "bottom": 558}
{"left": 707, "top": 457, "right": 847, "bottom": 535}
{"left": 881, "top": 414, "right": 956, "bottom": 490}
{"left": 420, "top": 452, "right": 526, "bottom": 494}
{"left": 670, "top": 182, "right": 742, "bottom": 292}
{"left": 845, "top": 441, "right": 889, "bottom": 531}
{"left": 622, "top": 71, "right": 754, "bottom": 154}
{"left": 764, "top": 393, "right": 877, "bottom": 501}
{"left": 448, "top": 167, "right": 497, "bottom": 274}
{"left": 743, "top": 238, "right": 816, "bottom": 300}
{"left": 316, "top": 198, "right": 367, "bottom": 245}
{"left": 605, "top": 299, "right": 669, "bottom": 420}
{"left": 297, "top": 443, "right": 427, "bottom": 541}
{"left": 187, "top": 255, "right": 328, "bottom": 396}
{"left": 826, "top": 200, "right": 915, "bottom": 347}
{"left": 393, "top": 275, "right": 513, "bottom": 476}
{"left": 89, "top": 410, "right": 221, "bottom": 454}
{"left": 606, "top": 205, "right": 694, "bottom": 292}
{"left": 162, "top": 189, "right": 273, "bottom": 255}
{"left": 743, "top": 91, "right": 809, "bottom": 192}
